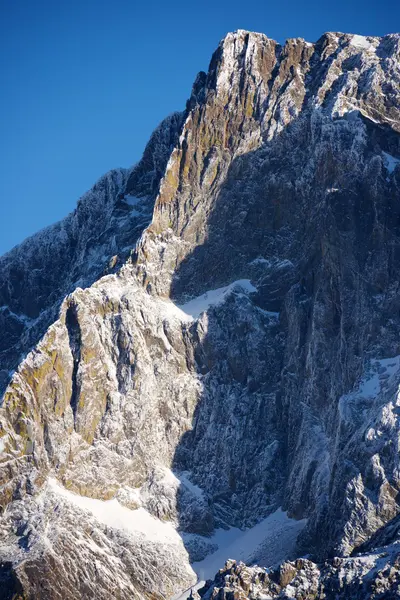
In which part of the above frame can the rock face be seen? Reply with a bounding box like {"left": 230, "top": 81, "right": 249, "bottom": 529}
{"left": 0, "top": 110, "right": 184, "bottom": 394}
{"left": 1, "top": 29, "right": 400, "bottom": 599}
{"left": 197, "top": 555, "right": 400, "bottom": 599}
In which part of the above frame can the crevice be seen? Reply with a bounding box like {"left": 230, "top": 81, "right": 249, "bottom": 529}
{"left": 65, "top": 303, "right": 82, "bottom": 418}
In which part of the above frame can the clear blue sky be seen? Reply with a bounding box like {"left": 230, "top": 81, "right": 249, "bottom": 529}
{"left": 0, "top": 0, "right": 399, "bottom": 255}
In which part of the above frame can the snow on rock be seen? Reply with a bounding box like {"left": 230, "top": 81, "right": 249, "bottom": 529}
{"left": 178, "top": 472, "right": 205, "bottom": 500}
{"left": 0, "top": 477, "right": 196, "bottom": 599}
{"left": 350, "top": 34, "right": 376, "bottom": 51}
{"left": 2, "top": 27, "right": 400, "bottom": 600}
{"left": 249, "top": 257, "right": 294, "bottom": 270}
{"left": 159, "top": 468, "right": 205, "bottom": 500}
{"left": 382, "top": 151, "right": 400, "bottom": 174}
{"left": 177, "top": 280, "right": 257, "bottom": 319}
{"left": 123, "top": 194, "right": 142, "bottom": 207}
{"left": 48, "top": 478, "right": 182, "bottom": 545}
{"left": 338, "top": 356, "right": 400, "bottom": 423}
{"left": 0, "top": 108, "right": 186, "bottom": 396}
{"left": 159, "top": 298, "right": 195, "bottom": 323}
{"left": 174, "top": 509, "right": 306, "bottom": 600}
{"left": 196, "top": 540, "right": 400, "bottom": 599}
{"left": 192, "top": 508, "right": 307, "bottom": 581}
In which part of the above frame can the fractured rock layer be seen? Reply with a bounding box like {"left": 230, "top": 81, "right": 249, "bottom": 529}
{"left": 1, "top": 29, "right": 400, "bottom": 599}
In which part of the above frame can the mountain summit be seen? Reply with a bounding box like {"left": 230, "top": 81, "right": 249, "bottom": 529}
{"left": 1, "top": 30, "right": 400, "bottom": 599}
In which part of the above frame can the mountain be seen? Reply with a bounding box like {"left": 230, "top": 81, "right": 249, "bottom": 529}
{"left": 0, "top": 29, "right": 400, "bottom": 599}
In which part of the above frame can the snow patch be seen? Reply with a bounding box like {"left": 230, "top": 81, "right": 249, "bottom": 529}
{"left": 123, "top": 195, "right": 141, "bottom": 207}
{"left": 177, "top": 280, "right": 257, "bottom": 319}
{"left": 173, "top": 580, "right": 206, "bottom": 600}
{"left": 355, "top": 357, "right": 400, "bottom": 398}
{"left": 249, "top": 257, "right": 294, "bottom": 270}
{"left": 192, "top": 508, "right": 306, "bottom": 581}
{"left": 350, "top": 35, "right": 375, "bottom": 51}
{"left": 339, "top": 356, "right": 400, "bottom": 422}
{"left": 382, "top": 152, "right": 400, "bottom": 174}
{"left": 159, "top": 298, "right": 194, "bottom": 323}
{"left": 48, "top": 479, "right": 182, "bottom": 545}
{"left": 159, "top": 469, "right": 205, "bottom": 500}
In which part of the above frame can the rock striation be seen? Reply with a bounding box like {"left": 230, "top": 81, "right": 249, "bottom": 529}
{"left": 1, "top": 29, "right": 400, "bottom": 599}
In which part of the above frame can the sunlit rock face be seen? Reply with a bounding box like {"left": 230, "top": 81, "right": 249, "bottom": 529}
{"left": 0, "top": 111, "right": 184, "bottom": 395}
{"left": 1, "top": 30, "right": 400, "bottom": 599}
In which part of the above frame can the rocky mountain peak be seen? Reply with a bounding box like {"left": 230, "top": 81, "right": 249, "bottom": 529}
{"left": 134, "top": 29, "right": 400, "bottom": 302}
{"left": 207, "top": 29, "right": 276, "bottom": 94}
{"left": 1, "top": 28, "right": 400, "bottom": 600}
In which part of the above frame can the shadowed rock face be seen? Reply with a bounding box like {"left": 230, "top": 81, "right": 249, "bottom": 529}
{"left": 1, "top": 29, "right": 400, "bottom": 599}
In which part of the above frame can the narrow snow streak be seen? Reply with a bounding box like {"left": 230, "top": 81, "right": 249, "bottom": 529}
{"left": 178, "top": 472, "right": 204, "bottom": 499}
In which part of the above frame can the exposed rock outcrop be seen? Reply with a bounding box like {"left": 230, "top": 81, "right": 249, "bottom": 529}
{"left": 198, "top": 556, "right": 400, "bottom": 599}
{"left": 1, "top": 29, "right": 400, "bottom": 599}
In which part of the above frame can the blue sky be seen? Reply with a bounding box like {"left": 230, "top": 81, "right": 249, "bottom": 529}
{"left": 0, "top": 0, "right": 399, "bottom": 255}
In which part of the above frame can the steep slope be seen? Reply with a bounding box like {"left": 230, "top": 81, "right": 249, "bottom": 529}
{"left": 1, "top": 29, "right": 400, "bottom": 599}
{"left": 135, "top": 29, "right": 400, "bottom": 558}
{"left": 0, "top": 111, "right": 184, "bottom": 394}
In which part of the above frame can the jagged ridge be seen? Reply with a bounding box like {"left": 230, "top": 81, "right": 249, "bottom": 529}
{"left": 0, "top": 29, "right": 400, "bottom": 599}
